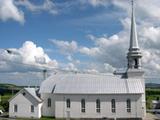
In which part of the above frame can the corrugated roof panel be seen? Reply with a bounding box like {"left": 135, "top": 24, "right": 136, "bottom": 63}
{"left": 127, "top": 79, "right": 144, "bottom": 93}
{"left": 39, "top": 73, "right": 144, "bottom": 94}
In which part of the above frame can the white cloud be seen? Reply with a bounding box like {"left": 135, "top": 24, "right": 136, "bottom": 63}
{"left": 15, "top": 0, "right": 58, "bottom": 15}
{"left": 79, "top": 47, "right": 100, "bottom": 57}
{"left": 67, "top": 55, "right": 73, "bottom": 61}
{"left": 85, "top": 69, "right": 99, "bottom": 74}
{"left": 79, "top": 17, "right": 160, "bottom": 76}
{"left": 43, "top": 0, "right": 160, "bottom": 76}
{"left": 2, "top": 0, "right": 159, "bottom": 76}
{"left": 0, "top": 41, "right": 58, "bottom": 72}
{"left": 64, "top": 63, "right": 78, "bottom": 71}
{"left": 104, "top": 63, "right": 116, "bottom": 73}
{"left": 50, "top": 39, "right": 78, "bottom": 55}
{"left": 19, "top": 41, "right": 51, "bottom": 64}
{"left": 137, "top": 0, "right": 160, "bottom": 20}
{"left": 80, "top": 0, "right": 108, "bottom": 7}
{"left": 140, "top": 26, "right": 160, "bottom": 49}
{"left": 0, "top": 0, "right": 24, "bottom": 23}
{"left": 112, "top": 0, "right": 160, "bottom": 22}
{"left": 73, "top": 0, "right": 160, "bottom": 75}
{"left": 0, "top": 0, "right": 58, "bottom": 23}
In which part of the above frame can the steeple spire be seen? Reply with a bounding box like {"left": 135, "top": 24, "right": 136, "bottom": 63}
{"left": 127, "top": 0, "right": 142, "bottom": 70}
{"left": 129, "top": 0, "right": 139, "bottom": 50}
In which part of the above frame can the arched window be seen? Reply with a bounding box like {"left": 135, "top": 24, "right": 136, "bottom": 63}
{"left": 111, "top": 99, "right": 116, "bottom": 113}
{"left": 127, "top": 99, "right": 131, "bottom": 112}
{"left": 47, "top": 98, "right": 51, "bottom": 107}
{"left": 134, "top": 59, "right": 138, "bottom": 68}
{"left": 96, "top": 99, "right": 100, "bottom": 113}
{"left": 66, "top": 99, "right": 71, "bottom": 108}
{"left": 81, "top": 99, "right": 85, "bottom": 113}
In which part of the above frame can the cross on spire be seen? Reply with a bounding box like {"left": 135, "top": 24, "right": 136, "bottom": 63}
{"left": 131, "top": 0, "right": 134, "bottom": 8}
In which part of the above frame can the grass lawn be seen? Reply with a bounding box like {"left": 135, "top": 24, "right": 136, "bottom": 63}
{"left": 1, "top": 93, "right": 13, "bottom": 101}
{"left": 41, "top": 117, "right": 57, "bottom": 120}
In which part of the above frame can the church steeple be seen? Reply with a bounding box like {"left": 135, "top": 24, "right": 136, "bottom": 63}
{"left": 127, "top": 0, "right": 142, "bottom": 70}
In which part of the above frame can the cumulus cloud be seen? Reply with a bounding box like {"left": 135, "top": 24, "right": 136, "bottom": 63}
{"left": 50, "top": 39, "right": 78, "bottom": 55}
{"left": 83, "top": 31, "right": 128, "bottom": 69}
{"left": 0, "top": 0, "right": 58, "bottom": 23}
{"left": 2, "top": 0, "right": 160, "bottom": 76}
{"left": 19, "top": 41, "right": 51, "bottom": 64}
{"left": 79, "top": 47, "right": 100, "bottom": 57}
{"left": 0, "top": 0, "right": 24, "bottom": 23}
{"left": 44, "top": 0, "right": 160, "bottom": 75}
{"left": 79, "top": 22, "right": 160, "bottom": 75}
{"left": 72, "top": 0, "right": 160, "bottom": 76}
{"left": 64, "top": 63, "right": 78, "bottom": 71}
{"left": 0, "top": 41, "right": 58, "bottom": 72}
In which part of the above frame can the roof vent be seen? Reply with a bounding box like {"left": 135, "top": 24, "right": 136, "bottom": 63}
{"left": 22, "top": 92, "right": 26, "bottom": 96}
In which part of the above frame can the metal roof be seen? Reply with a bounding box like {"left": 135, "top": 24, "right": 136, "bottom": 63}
{"left": 39, "top": 73, "right": 144, "bottom": 94}
{"left": 9, "top": 88, "right": 42, "bottom": 104}
{"left": 24, "top": 88, "right": 42, "bottom": 102}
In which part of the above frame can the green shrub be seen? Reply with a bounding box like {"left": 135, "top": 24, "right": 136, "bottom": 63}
{"left": 0, "top": 101, "right": 9, "bottom": 112}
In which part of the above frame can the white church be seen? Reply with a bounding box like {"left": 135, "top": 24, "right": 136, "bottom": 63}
{"left": 9, "top": 1, "right": 146, "bottom": 120}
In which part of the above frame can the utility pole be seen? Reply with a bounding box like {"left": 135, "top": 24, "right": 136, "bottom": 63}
{"left": 43, "top": 69, "right": 47, "bottom": 80}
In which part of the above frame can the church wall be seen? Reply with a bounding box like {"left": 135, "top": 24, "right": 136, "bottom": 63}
{"left": 41, "top": 93, "right": 55, "bottom": 117}
{"left": 54, "top": 94, "right": 143, "bottom": 119}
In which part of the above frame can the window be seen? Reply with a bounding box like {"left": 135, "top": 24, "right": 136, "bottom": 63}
{"left": 31, "top": 105, "right": 34, "bottom": 113}
{"left": 127, "top": 99, "right": 131, "bottom": 112}
{"left": 134, "top": 59, "right": 139, "bottom": 68}
{"left": 111, "top": 99, "right": 116, "bottom": 113}
{"left": 96, "top": 99, "right": 100, "bottom": 113}
{"left": 14, "top": 104, "right": 17, "bottom": 112}
{"left": 81, "top": 99, "right": 85, "bottom": 113}
{"left": 66, "top": 99, "right": 71, "bottom": 108}
{"left": 47, "top": 98, "right": 51, "bottom": 107}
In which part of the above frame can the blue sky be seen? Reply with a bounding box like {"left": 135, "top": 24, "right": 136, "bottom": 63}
{"left": 0, "top": 0, "right": 160, "bottom": 85}
{"left": 0, "top": 0, "right": 122, "bottom": 48}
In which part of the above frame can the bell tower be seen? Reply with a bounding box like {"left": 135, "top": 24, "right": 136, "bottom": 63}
{"left": 126, "top": 0, "right": 144, "bottom": 78}
{"left": 125, "top": 1, "right": 146, "bottom": 118}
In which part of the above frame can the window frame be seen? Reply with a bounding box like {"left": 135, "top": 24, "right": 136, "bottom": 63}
{"left": 81, "top": 99, "right": 85, "bottom": 113}
{"left": 66, "top": 99, "right": 71, "bottom": 108}
{"left": 111, "top": 99, "right": 116, "bottom": 113}
{"left": 47, "top": 98, "right": 51, "bottom": 107}
{"left": 126, "top": 99, "right": 131, "bottom": 113}
{"left": 96, "top": 99, "right": 101, "bottom": 113}
{"left": 31, "top": 105, "right": 34, "bottom": 113}
{"left": 14, "top": 104, "right": 18, "bottom": 113}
